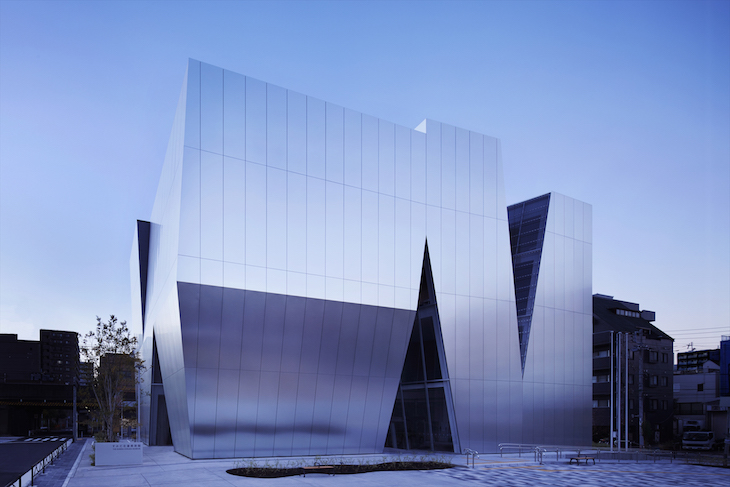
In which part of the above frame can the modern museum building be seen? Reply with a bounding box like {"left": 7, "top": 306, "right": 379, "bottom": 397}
{"left": 131, "top": 60, "right": 593, "bottom": 459}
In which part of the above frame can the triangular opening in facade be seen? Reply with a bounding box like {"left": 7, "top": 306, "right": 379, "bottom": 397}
{"left": 385, "top": 241, "right": 459, "bottom": 452}
{"left": 507, "top": 193, "right": 550, "bottom": 375}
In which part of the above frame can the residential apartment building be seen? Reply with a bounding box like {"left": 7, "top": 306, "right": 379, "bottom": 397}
{"left": 592, "top": 295, "right": 673, "bottom": 447}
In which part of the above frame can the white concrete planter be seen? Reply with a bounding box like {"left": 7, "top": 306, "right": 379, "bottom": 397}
{"left": 95, "top": 442, "right": 143, "bottom": 466}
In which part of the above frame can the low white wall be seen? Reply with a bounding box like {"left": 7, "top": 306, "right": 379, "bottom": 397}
{"left": 95, "top": 442, "right": 143, "bottom": 466}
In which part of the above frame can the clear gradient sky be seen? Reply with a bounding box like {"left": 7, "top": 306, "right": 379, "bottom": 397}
{"left": 1, "top": 0, "right": 728, "bottom": 359}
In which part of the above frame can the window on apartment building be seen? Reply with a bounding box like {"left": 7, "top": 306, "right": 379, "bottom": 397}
{"left": 649, "top": 351, "right": 659, "bottom": 363}
{"left": 698, "top": 383, "right": 704, "bottom": 392}
{"left": 593, "top": 350, "right": 610, "bottom": 358}
{"left": 662, "top": 400, "right": 668, "bottom": 410}
{"left": 662, "top": 353, "right": 668, "bottom": 363}
{"left": 650, "top": 375, "right": 658, "bottom": 387}
{"left": 592, "top": 375, "right": 610, "bottom": 383}
{"left": 593, "top": 399, "right": 610, "bottom": 408}
{"left": 650, "top": 399, "right": 658, "bottom": 411}
{"left": 628, "top": 374, "right": 634, "bottom": 385}
{"left": 661, "top": 376, "right": 668, "bottom": 387}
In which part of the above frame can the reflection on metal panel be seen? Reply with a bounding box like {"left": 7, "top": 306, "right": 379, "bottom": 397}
{"left": 171, "top": 283, "right": 412, "bottom": 458}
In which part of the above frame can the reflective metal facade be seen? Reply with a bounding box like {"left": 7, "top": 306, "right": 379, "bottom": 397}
{"left": 132, "top": 59, "right": 592, "bottom": 458}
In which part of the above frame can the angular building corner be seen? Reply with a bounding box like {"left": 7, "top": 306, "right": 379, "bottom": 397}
{"left": 131, "top": 59, "right": 592, "bottom": 458}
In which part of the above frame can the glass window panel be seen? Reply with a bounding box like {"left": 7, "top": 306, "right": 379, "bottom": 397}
{"left": 325, "top": 181, "right": 344, "bottom": 278}
{"left": 469, "top": 132, "right": 484, "bottom": 216}
{"left": 325, "top": 103, "right": 344, "bottom": 183}
{"left": 428, "top": 387, "right": 454, "bottom": 451}
{"left": 287, "top": 90, "right": 307, "bottom": 174}
{"left": 361, "top": 114, "right": 378, "bottom": 192}
{"left": 223, "top": 157, "right": 245, "bottom": 264}
{"left": 395, "top": 125, "right": 410, "bottom": 200}
{"left": 455, "top": 127, "right": 469, "bottom": 213}
{"left": 246, "top": 162, "right": 267, "bottom": 267}
{"left": 441, "top": 124, "right": 456, "bottom": 210}
{"left": 184, "top": 60, "right": 200, "bottom": 149}
{"left": 266, "top": 83, "right": 287, "bottom": 169}
{"left": 411, "top": 130, "right": 426, "bottom": 204}
{"left": 343, "top": 186, "right": 362, "bottom": 281}
{"left": 379, "top": 195, "right": 395, "bottom": 287}
{"left": 426, "top": 121, "right": 441, "bottom": 207}
{"left": 306, "top": 97, "right": 325, "bottom": 179}
{"left": 201, "top": 151, "right": 223, "bottom": 260}
{"left": 245, "top": 77, "right": 266, "bottom": 164}
{"left": 267, "top": 167, "right": 287, "bottom": 270}
{"left": 200, "top": 62, "right": 223, "bottom": 154}
{"left": 379, "top": 120, "right": 395, "bottom": 196}
{"left": 343, "top": 108, "right": 362, "bottom": 187}
{"left": 402, "top": 387, "right": 430, "bottom": 450}
{"left": 287, "top": 172, "right": 307, "bottom": 273}
{"left": 306, "top": 177, "right": 326, "bottom": 276}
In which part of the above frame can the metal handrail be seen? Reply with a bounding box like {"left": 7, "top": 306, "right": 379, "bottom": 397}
{"left": 7, "top": 438, "right": 72, "bottom": 487}
{"left": 463, "top": 448, "right": 479, "bottom": 468}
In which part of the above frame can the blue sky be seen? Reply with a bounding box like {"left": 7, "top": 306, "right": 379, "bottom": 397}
{"left": 1, "top": 0, "right": 728, "bottom": 357}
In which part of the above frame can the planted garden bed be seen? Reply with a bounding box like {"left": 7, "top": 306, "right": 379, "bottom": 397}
{"left": 227, "top": 459, "right": 453, "bottom": 478}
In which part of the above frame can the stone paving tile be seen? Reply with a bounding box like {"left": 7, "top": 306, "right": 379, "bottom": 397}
{"left": 32, "top": 438, "right": 88, "bottom": 487}
{"left": 428, "top": 461, "right": 730, "bottom": 487}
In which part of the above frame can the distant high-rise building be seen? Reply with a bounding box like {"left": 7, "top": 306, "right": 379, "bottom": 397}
{"left": 0, "top": 330, "right": 79, "bottom": 436}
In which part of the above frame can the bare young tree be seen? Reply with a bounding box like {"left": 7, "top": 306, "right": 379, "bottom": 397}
{"left": 82, "top": 315, "right": 143, "bottom": 442}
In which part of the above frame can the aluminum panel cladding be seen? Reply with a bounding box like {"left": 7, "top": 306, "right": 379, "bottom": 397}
{"left": 135, "top": 59, "right": 592, "bottom": 457}
{"left": 520, "top": 192, "right": 592, "bottom": 447}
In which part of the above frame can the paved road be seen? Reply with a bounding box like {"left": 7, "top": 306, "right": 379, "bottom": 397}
{"left": 0, "top": 437, "right": 69, "bottom": 487}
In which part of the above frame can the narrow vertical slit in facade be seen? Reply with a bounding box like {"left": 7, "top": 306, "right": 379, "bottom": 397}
{"left": 385, "top": 241, "right": 459, "bottom": 452}
{"left": 507, "top": 193, "right": 550, "bottom": 375}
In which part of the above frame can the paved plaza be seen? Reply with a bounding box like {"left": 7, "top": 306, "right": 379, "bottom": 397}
{"left": 17, "top": 439, "right": 730, "bottom": 487}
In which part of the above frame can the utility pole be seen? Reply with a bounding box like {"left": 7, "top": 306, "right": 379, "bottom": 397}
{"left": 625, "top": 332, "right": 629, "bottom": 448}
{"left": 617, "top": 332, "right": 621, "bottom": 452}
{"left": 73, "top": 380, "right": 77, "bottom": 441}
{"left": 610, "top": 331, "right": 614, "bottom": 452}
{"left": 636, "top": 331, "right": 646, "bottom": 449}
